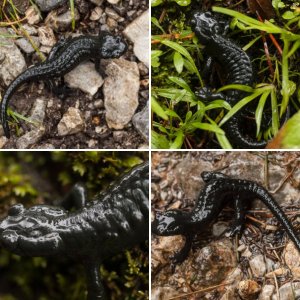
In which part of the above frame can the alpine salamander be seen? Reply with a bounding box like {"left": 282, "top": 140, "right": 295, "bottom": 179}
{"left": 0, "top": 162, "right": 149, "bottom": 300}
{"left": 0, "top": 31, "right": 127, "bottom": 138}
{"left": 190, "top": 11, "right": 287, "bottom": 149}
{"left": 152, "top": 171, "right": 300, "bottom": 265}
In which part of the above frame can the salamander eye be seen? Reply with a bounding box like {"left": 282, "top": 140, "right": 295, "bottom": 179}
{"left": 8, "top": 204, "right": 24, "bottom": 216}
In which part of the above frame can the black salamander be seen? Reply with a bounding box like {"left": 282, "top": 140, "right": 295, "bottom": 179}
{"left": 0, "top": 162, "right": 149, "bottom": 300}
{"left": 190, "top": 11, "right": 287, "bottom": 149}
{"left": 0, "top": 31, "right": 127, "bottom": 138}
{"left": 152, "top": 171, "right": 300, "bottom": 266}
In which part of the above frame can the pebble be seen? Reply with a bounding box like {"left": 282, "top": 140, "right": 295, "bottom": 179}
{"left": 132, "top": 101, "right": 149, "bottom": 141}
{"left": 28, "top": 97, "right": 47, "bottom": 130}
{"left": 105, "top": 7, "right": 121, "bottom": 21}
{"left": 37, "top": 26, "right": 56, "bottom": 47}
{"left": 0, "top": 29, "right": 26, "bottom": 86}
{"left": 249, "top": 254, "right": 266, "bottom": 277}
{"left": 238, "top": 280, "right": 261, "bottom": 300}
{"left": 272, "top": 282, "right": 300, "bottom": 299}
{"left": 258, "top": 285, "right": 275, "bottom": 300}
{"left": 90, "top": 7, "right": 103, "bottom": 21}
{"left": 16, "top": 127, "right": 45, "bottom": 149}
{"left": 64, "top": 62, "right": 104, "bottom": 96}
{"left": 34, "top": 0, "right": 67, "bottom": 12}
{"left": 284, "top": 241, "right": 300, "bottom": 269}
{"left": 107, "top": 0, "right": 120, "bottom": 4}
{"left": 15, "top": 36, "right": 40, "bottom": 54}
{"left": 103, "top": 59, "right": 140, "bottom": 129}
{"left": 25, "top": 6, "right": 41, "bottom": 25}
{"left": 45, "top": 8, "right": 80, "bottom": 31}
{"left": 57, "top": 107, "right": 85, "bottom": 136}
{"left": 124, "top": 9, "right": 149, "bottom": 67}
{"left": 22, "top": 24, "right": 38, "bottom": 36}
{"left": 0, "top": 136, "right": 8, "bottom": 148}
{"left": 89, "top": 0, "right": 104, "bottom": 5}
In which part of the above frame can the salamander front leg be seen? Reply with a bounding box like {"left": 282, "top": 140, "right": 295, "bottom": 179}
{"left": 195, "top": 87, "right": 226, "bottom": 103}
{"left": 94, "top": 59, "right": 106, "bottom": 78}
{"left": 170, "top": 234, "right": 193, "bottom": 271}
{"left": 84, "top": 261, "right": 107, "bottom": 300}
{"left": 46, "top": 37, "right": 70, "bottom": 62}
{"left": 226, "top": 195, "right": 248, "bottom": 237}
{"left": 58, "top": 183, "right": 88, "bottom": 210}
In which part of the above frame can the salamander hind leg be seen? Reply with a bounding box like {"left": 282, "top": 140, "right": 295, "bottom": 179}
{"left": 170, "top": 234, "right": 193, "bottom": 271}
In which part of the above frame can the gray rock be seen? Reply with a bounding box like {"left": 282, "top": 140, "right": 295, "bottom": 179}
{"left": 124, "top": 10, "right": 149, "bottom": 67}
{"left": 15, "top": 36, "right": 40, "bottom": 54}
{"left": 45, "top": 8, "right": 80, "bottom": 31}
{"left": 25, "top": 6, "right": 41, "bottom": 25}
{"left": 107, "top": 0, "right": 120, "bottom": 4}
{"left": 64, "top": 62, "right": 104, "bottom": 96}
{"left": 16, "top": 127, "right": 45, "bottom": 149}
{"left": 132, "top": 101, "right": 149, "bottom": 141}
{"left": 103, "top": 59, "right": 140, "bottom": 129}
{"left": 258, "top": 285, "right": 275, "bottom": 300}
{"left": 89, "top": 0, "right": 104, "bottom": 5}
{"left": 105, "top": 7, "right": 121, "bottom": 21}
{"left": 249, "top": 254, "right": 266, "bottom": 277}
{"left": 90, "top": 7, "right": 103, "bottom": 21}
{"left": 57, "top": 107, "right": 85, "bottom": 136}
{"left": 35, "top": 0, "right": 67, "bottom": 12}
{"left": 29, "top": 97, "right": 47, "bottom": 130}
{"left": 272, "top": 282, "right": 300, "bottom": 300}
{"left": 0, "top": 29, "right": 26, "bottom": 86}
{"left": 0, "top": 136, "right": 8, "bottom": 148}
{"left": 36, "top": 143, "right": 55, "bottom": 149}
{"left": 37, "top": 26, "right": 56, "bottom": 47}
{"left": 22, "top": 24, "right": 38, "bottom": 36}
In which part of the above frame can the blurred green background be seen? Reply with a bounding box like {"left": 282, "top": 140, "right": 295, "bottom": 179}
{"left": 0, "top": 151, "right": 149, "bottom": 300}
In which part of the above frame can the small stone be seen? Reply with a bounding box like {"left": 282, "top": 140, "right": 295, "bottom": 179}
{"left": 90, "top": 6, "right": 103, "bottom": 21}
{"left": 265, "top": 267, "right": 288, "bottom": 278}
{"left": 15, "top": 36, "right": 40, "bottom": 54}
{"left": 272, "top": 282, "right": 300, "bottom": 300}
{"left": 107, "top": 17, "right": 118, "bottom": 29}
{"left": 35, "top": 0, "right": 67, "bottom": 12}
{"left": 64, "top": 62, "right": 104, "bottom": 96}
{"left": 89, "top": 0, "right": 104, "bottom": 5}
{"left": 88, "top": 139, "right": 97, "bottom": 148}
{"left": 238, "top": 280, "right": 261, "bottom": 300}
{"left": 36, "top": 143, "right": 55, "bottom": 149}
{"left": 95, "top": 126, "right": 108, "bottom": 134}
{"left": 22, "top": 24, "right": 38, "bottom": 36}
{"left": 249, "top": 254, "right": 266, "bottom": 277}
{"left": 94, "top": 99, "right": 104, "bottom": 109}
{"left": 16, "top": 127, "right": 45, "bottom": 149}
{"left": 25, "top": 6, "right": 41, "bottom": 25}
{"left": 291, "top": 267, "right": 300, "bottom": 279}
{"left": 57, "top": 107, "right": 85, "bottom": 136}
{"left": 258, "top": 285, "right": 275, "bottom": 300}
{"left": 212, "top": 221, "right": 228, "bottom": 237}
{"left": 0, "top": 29, "right": 27, "bottom": 86}
{"left": 105, "top": 7, "right": 121, "bottom": 21}
{"left": 124, "top": 10, "right": 149, "bottom": 67}
{"left": 132, "top": 101, "right": 149, "bottom": 141}
{"left": 0, "top": 136, "right": 8, "bottom": 148}
{"left": 107, "top": 0, "right": 119, "bottom": 4}
{"left": 104, "top": 59, "right": 140, "bottom": 129}
{"left": 45, "top": 8, "right": 80, "bottom": 31}
{"left": 29, "top": 97, "right": 47, "bottom": 130}
{"left": 37, "top": 26, "right": 56, "bottom": 47}
{"left": 284, "top": 241, "right": 300, "bottom": 269}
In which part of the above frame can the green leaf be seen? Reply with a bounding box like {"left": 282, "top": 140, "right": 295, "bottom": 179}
{"left": 151, "top": 0, "right": 163, "bottom": 7}
{"left": 282, "top": 11, "right": 296, "bottom": 20}
{"left": 173, "top": 0, "right": 191, "bottom": 6}
{"left": 255, "top": 91, "right": 270, "bottom": 136}
{"left": 151, "top": 96, "right": 169, "bottom": 120}
{"left": 151, "top": 130, "right": 170, "bottom": 149}
{"left": 170, "top": 130, "right": 184, "bottom": 148}
{"left": 190, "top": 122, "right": 224, "bottom": 134}
{"left": 151, "top": 17, "right": 165, "bottom": 33}
{"left": 205, "top": 100, "right": 231, "bottom": 111}
{"left": 168, "top": 76, "right": 194, "bottom": 94}
{"left": 281, "top": 111, "right": 300, "bottom": 148}
{"left": 173, "top": 52, "right": 184, "bottom": 74}
{"left": 151, "top": 50, "right": 163, "bottom": 67}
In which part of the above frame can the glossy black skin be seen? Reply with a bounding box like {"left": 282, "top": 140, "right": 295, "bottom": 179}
{"left": 190, "top": 11, "right": 269, "bottom": 149}
{"left": 0, "top": 31, "right": 128, "bottom": 139}
{"left": 0, "top": 162, "right": 149, "bottom": 300}
{"left": 152, "top": 171, "right": 300, "bottom": 266}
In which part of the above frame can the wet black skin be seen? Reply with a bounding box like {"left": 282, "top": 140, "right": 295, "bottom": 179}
{"left": 0, "top": 31, "right": 128, "bottom": 138}
{"left": 0, "top": 162, "right": 149, "bottom": 300}
{"left": 152, "top": 171, "right": 300, "bottom": 266}
{"left": 190, "top": 12, "right": 288, "bottom": 149}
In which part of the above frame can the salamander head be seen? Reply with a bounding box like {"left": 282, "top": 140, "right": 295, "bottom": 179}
{"left": 0, "top": 204, "right": 66, "bottom": 256}
{"left": 99, "top": 32, "right": 128, "bottom": 58}
{"left": 152, "top": 210, "right": 186, "bottom": 236}
{"left": 190, "top": 11, "right": 226, "bottom": 44}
